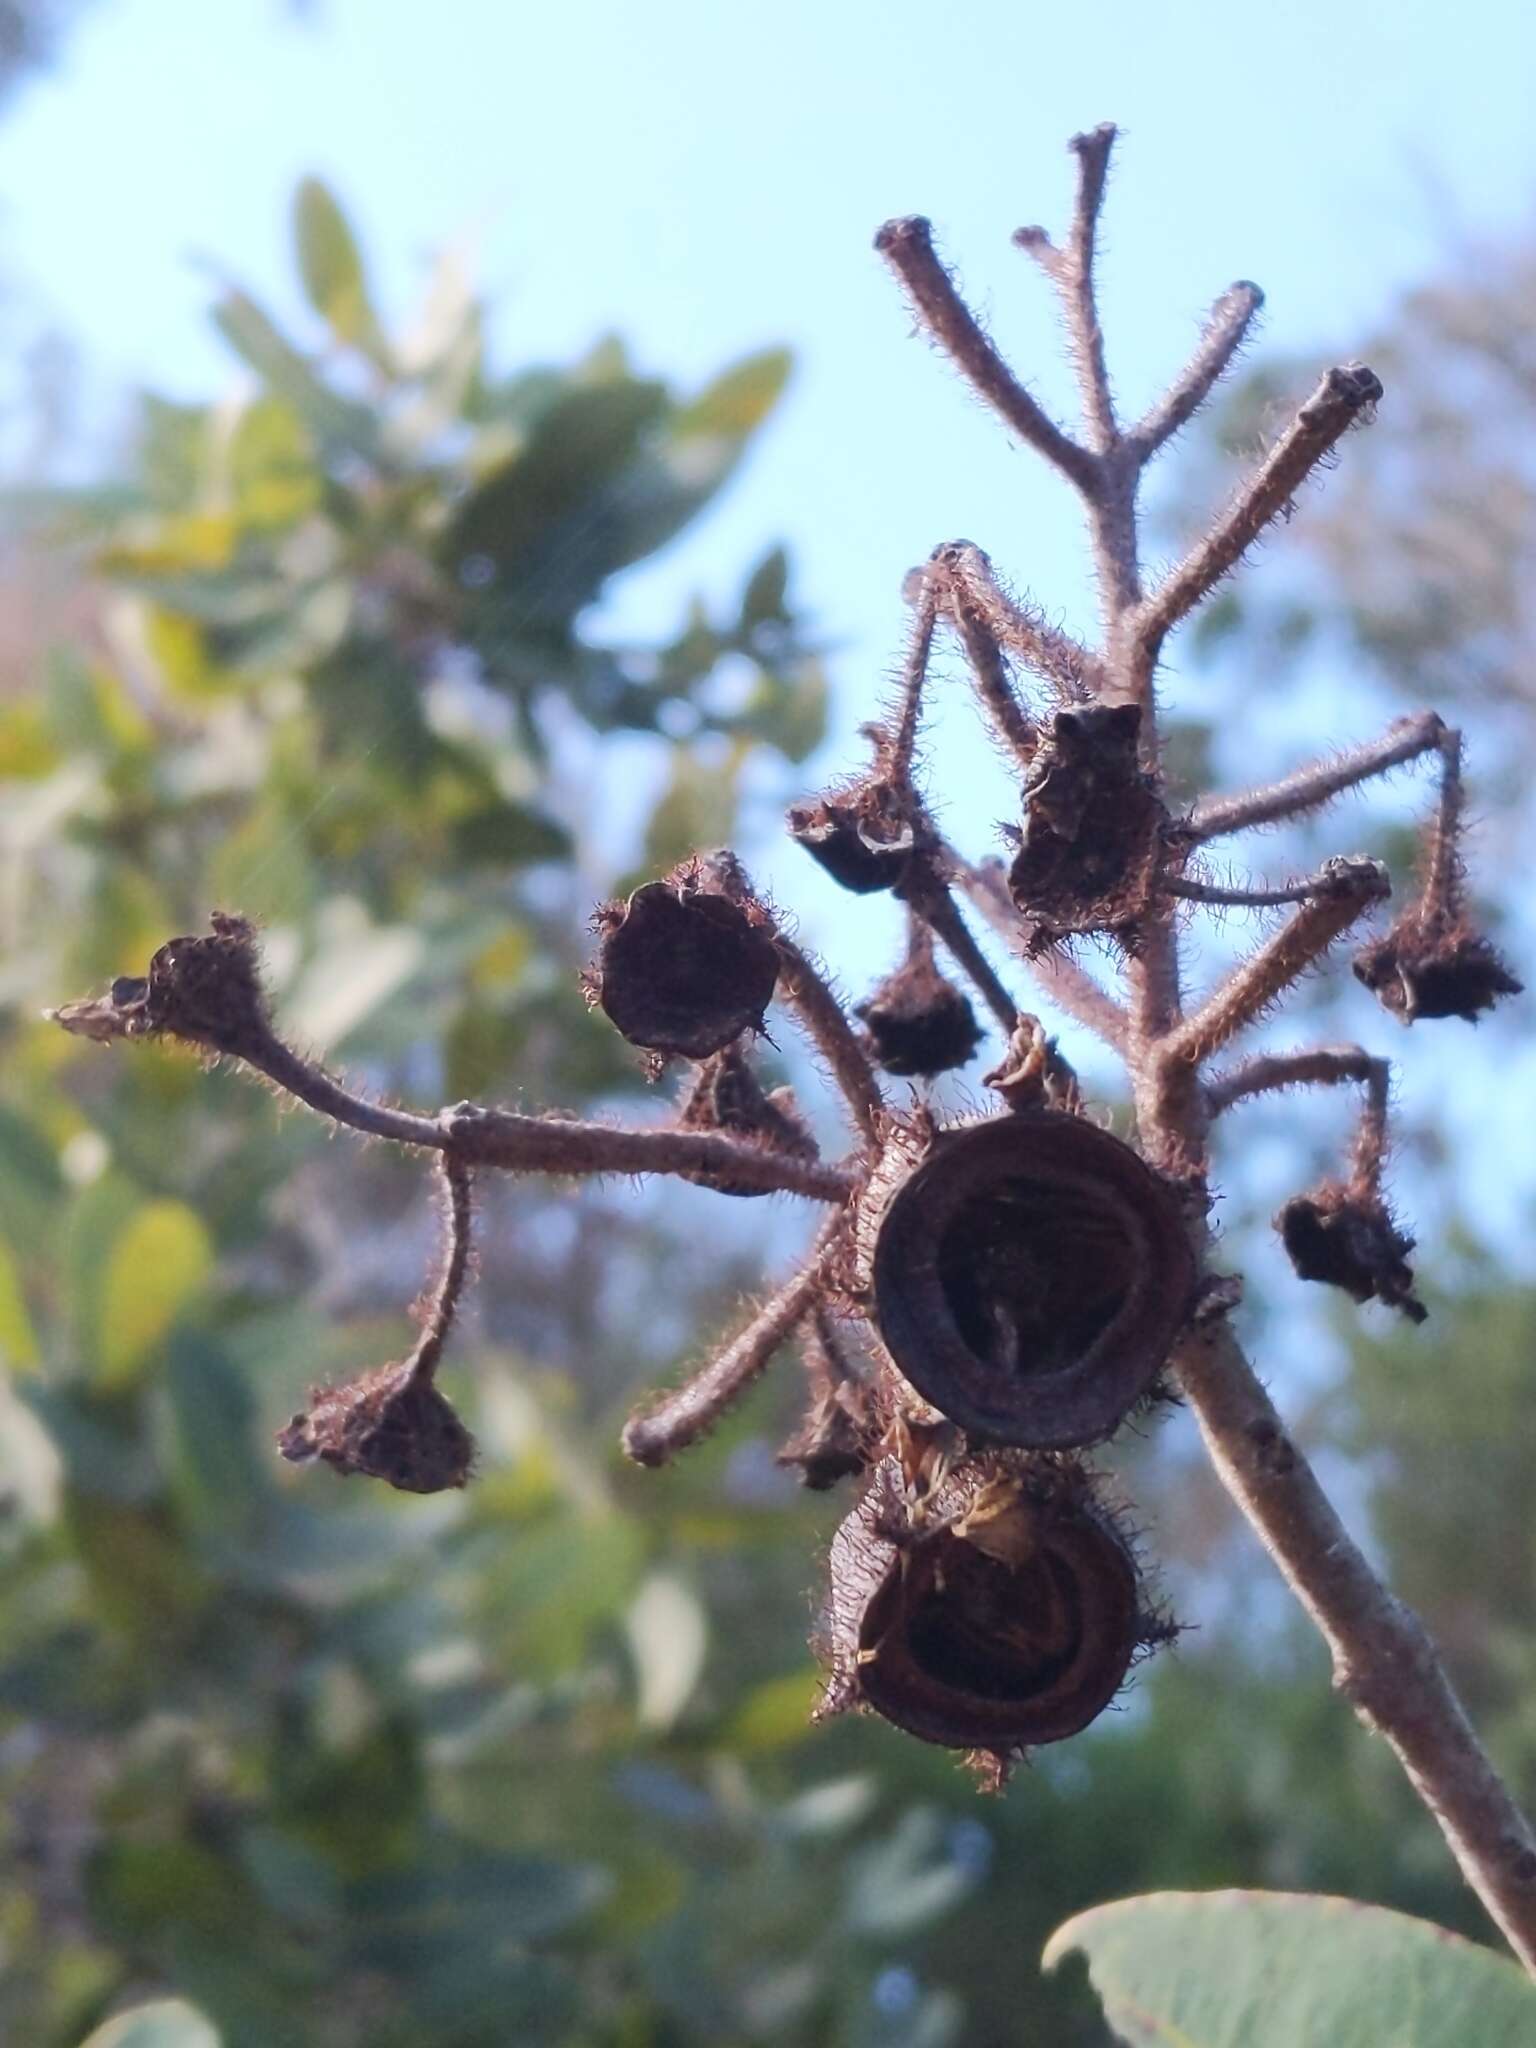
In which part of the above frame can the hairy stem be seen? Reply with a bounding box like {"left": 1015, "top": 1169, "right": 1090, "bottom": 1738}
{"left": 1158, "top": 859, "right": 1388, "bottom": 1073}
{"left": 934, "top": 550, "right": 1041, "bottom": 768}
{"left": 935, "top": 539, "right": 1103, "bottom": 700}
{"left": 874, "top": 214, "right": 1100, "bottom": 496}
{"left": 1129, "top": 281, "right": 1265, "bottom": 457}
{"left": 1133, "top": 364, "right": 1383, "bottom": 693}
{"left": 772, "top": 935, "right": 886, "bottom": 1145}
{"left": 1188, "top": 711, "right": 1448, "bottom": 842}
{"left": 407, "top": 1153, "right": 475, "bottom": 1386}
{"left": 621, "top": 1216, "right": 843, "bottom": 1467}
{"left": 1175, "top": 1314, "right": 1536, "bottom": 1973}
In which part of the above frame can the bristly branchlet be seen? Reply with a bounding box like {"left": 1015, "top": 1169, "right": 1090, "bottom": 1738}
{"left": 50, "top": 129, "right": 1536, "bottom": 1971}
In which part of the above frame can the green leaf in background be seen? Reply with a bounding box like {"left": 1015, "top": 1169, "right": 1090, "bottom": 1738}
{"left": 293, "top": 176, "right": 381, "bottom": 355}
{"left": 98, "top": 1200, "right": 214, "bottom": 1388}
{"left": 0, "top": 1232, "right": 40, "bottom": 1369}
{"left": 213, "top": 289, "right": 382, "bottom": 462}
{"left": 78, "top": 1999, "right": 222, "bottom": 2048}
{"left": 676, "top": 348, "right": 792, "bottom": 437}
{"left": 1043, "top": 1890, "right": 1536, "bottom": 2046}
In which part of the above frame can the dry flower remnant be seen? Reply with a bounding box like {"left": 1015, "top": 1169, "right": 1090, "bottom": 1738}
{"left": 50, "top": 125, "right": 1536, "bottom": 1966}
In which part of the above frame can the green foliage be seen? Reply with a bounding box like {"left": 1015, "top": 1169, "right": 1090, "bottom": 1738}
{"left": 1045, "top": 1890, "right": 1536, "bottom": 2046}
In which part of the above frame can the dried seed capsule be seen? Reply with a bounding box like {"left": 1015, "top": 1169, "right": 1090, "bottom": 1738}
{"left": 588, "top": 865, "right": 779, "bottom": 1059}
{"left": 52, "top": 912, "right": 271, "bottom": 1055}
{"left": 675, "top": 1044, "right": 818, "bottom": 1197}
{"left": 776, "top": 1310, "right": 882, "bottom": 1489}
{"left": 817, "top": 1453, "right": 1162, "bottom": 1763}
{"left": 862, "top": 1110, "right": 1195, "bottom": 1448}
{"left": 1354, "top": 915, "right": 1521, "bottom": 1024}
{"left": 786, "top": 777, "right": 917, "bottom": 895}
{"left": 277, "top": 1361, "right": 475, "bottom": 1494}
{"left": 1006, "top": 703, "right": 1168, "bottom": 951}
{"left": 1277, "top": 1183, "right": 1426, "bottom": 1323}
{"left": 855, "top": 919, "right": 982, "bottom": 1078}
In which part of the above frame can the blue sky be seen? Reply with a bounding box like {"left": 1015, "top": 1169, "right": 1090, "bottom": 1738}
{"left": 4, "top": 0, "right": 1535, "bottom": 1245}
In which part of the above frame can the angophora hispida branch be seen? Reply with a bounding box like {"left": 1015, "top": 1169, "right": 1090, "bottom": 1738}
{"left": 51, "top": 125, "right": 1534, "bottom": 1967}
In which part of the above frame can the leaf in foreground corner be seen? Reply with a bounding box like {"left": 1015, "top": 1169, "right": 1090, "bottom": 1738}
{"left": 1042, "top": 1889, "right": 1536, "bottom": 2047}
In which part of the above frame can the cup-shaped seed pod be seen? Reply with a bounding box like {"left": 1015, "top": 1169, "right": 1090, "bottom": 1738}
{"left": 675, "top": 1044, "right": 818, "bottom": 1197}
{"left": 277, "top": 1361, "right": 475, "bottom": 1494}
{"left": 1277, "top": 1183, "right": 1426, "bottom": 1324}
{"left": 817, "top": 1454, "right": 1156, "bottom": 1758}
{"left": 588, "top": 868, "right": 779, "bottom": 1059}
{"left": 787, "top": 777, "right": 916, "bottom": 895}
{"left": 864, "top": 1111, "right": 1195, "bottom": 1448}
{"left": 855, "top": 919, "right": 982, "bottom": 1079}
{"left": 1007, "top": 704, "right": 1168, "bottom": 950}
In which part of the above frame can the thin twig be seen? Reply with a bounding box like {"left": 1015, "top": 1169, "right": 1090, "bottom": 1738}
{"left": 1175, "top": 1311, "right": 1536, "bottom": 1975}
{"left": 1187, "top": 711, "right": 1447, "bottom": 842}
{"left": 1014, "top": 122, "right": 1119, "bottom": 453}
{"left": 936, "top": 540, "right": 1103, "bottom": 700}
{"left": 1159, "top": 858, "right": 1388, "bottom": 1072}
{"left": 1168, "top": 861, "right": 1382, "bottom": 909}
{"left": 904, "top": 870, "right": 1018, "bottom": 1033}
{"left": 1134, "top": 364, "right": 1383, "bottom": 684}
{"left": 407, "top": 1152, "right": 475, "bottom": 1386}
{"left": 439, "top": 1101, "right": 854, "bottom": 1201}
{"left": 772, "top": 934, "right": 886, "bottom": 1145}
{"left": 944, "top": 849, "right": 1130, "bottom": 1052}
{"left": 1128, "top": 281, "right": 1265, "bottom": 457}
{"left": 874, "top": 214, "right": 1100, "bottom": 496}
{"left": 621, "top": 1215, "right": 843, "bottom": 1467}
{"left": 1205, "top": 1043, "right": 1384, "bottom": 1118}
{"left": 934, "top": 553, "right": 1041, "bottom": 769}
{"left": 888, "top": 567, "right": 942, "bottom": 790}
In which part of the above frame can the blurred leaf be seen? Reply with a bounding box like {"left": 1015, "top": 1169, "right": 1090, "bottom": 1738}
{"left": 281, "top": 914, "right": 423, "bottom": 1050}
{"left": 1044, "top": 1891, "right": 1536, "bottom": 2045}
{"left": 739, "top": 544, "right": 790, "bottom": 628}
{"left": 0, "top": 1232, "right": 40, "bottom": 1369}
{"left": 78, "top": 2000, "right": 223, "bottom": 2048}
{"left": 163, "top": 1331, "right": 269, "bottom": 1541}
{"left": 624, "top": 1571, "right": 706, "bottom": 1730}
{"left": 293, "top": 177, "right": 380, "bottom": 354}
{"left": 213, "top": 289, "right": 381, "bottom": 463}
{"left": 726, "top": 1667, "right": 822, "bottom": 1753}
{"left": 447, "top": 796, "right": 571, "bottom": 869}
{"left": 844, "top": 1810, "right": 977, "bottom": 1941}
{"left": 676, "top": 349, "right": 791, "bottom": 437}
{"left": 643, "top": 745, "right": 743, "bottom": 869}
{"left": 98, "top": 1200, "right": 215, "bottom": 1389}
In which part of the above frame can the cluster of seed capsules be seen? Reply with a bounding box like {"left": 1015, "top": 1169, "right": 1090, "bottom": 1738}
{"left": 586, "top": 760, "right": 1199, "bottom": 1789}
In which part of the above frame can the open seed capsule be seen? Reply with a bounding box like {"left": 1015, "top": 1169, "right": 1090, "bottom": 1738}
{"left": 864, "top": 1111, "right": 1194, "bottom": 1448}
{"left": 817, "top": 1454, "right": 1156, "bottom": 1756}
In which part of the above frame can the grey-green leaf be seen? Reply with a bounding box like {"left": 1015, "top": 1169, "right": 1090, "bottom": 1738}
{"left": 293, "top": 177, "right": 378, "bottom": 352}
{"left": 78, "top": 1999, "right": 222, "bottom": 2048}
{"left": 1043, "top": 1890, "right": 1536, "bottom": 2047}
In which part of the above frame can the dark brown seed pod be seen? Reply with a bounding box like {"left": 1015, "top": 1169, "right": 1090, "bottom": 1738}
{"left": 1006, "top": 703, "right": 1169, "bottom": 951}
{"left": 816, "top": 1453, "right": 1163, "bottom": 1764}
{"left": 1353, "top": 914, "right": 1521, "bottom": 1024}
{"left": 52, "top": 912, "right": 271, "bottom": 1056}
{"left": 855, "top": 920, "right": 982, "bottom": 1078}
{"left": 674, "top": 1044, "right": 818, "bottom": 1197}
{"left": 786, "top": 776, "right": 917, "bottom": 894}
{"left": 1277, "top": 1183, "right": 1426, "bottom": 1324}
{"left": 587, "top": 864, "right": 779, "bottom": 1059}
{"left": 277, "top": 1360, "right": 475, "bottom": 1494}
{"left": 863, "top": 1110, "right": 1195, "bottom": 1448}
{"left": 776, "top": 1310, "right": 883, "bottom": 1490}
